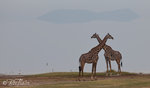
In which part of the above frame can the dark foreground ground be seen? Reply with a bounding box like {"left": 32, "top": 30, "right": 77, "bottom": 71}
{"left": 0, "top": 71, "right": 150, "bottom": 88}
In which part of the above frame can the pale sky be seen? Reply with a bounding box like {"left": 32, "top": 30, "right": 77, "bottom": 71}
{"left": 0, "top": 0, "right": 150, "bottom": 75}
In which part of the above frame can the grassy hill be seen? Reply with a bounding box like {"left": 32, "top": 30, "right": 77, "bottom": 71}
{"left": 27, "top": 70, "right": 137, "bottom": 78}
{"left": 1, "top": 71, "right": 150, "bottom": 88}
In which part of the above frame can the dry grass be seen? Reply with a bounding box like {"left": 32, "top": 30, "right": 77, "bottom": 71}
{"left": 1, "top": 71, "right": 150, "bottom": 88}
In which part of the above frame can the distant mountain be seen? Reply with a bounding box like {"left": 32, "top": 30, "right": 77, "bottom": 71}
{"left": 38, "top": 9, "right": 139, "bottom": 24}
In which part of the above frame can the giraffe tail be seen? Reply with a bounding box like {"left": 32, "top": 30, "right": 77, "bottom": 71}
{"left": 79, "top": 66, "right": 81, "bottom": 72}
{"left": 120, "top": 53, "right": 123, "bottom": 67}
{"left": 120, "top": 58, "right": 123, "bottom": 67}
{"left": 121, "top": 61, "right": 123, "bottom": 67}
{"left": 79, "top": 58, "right": 82, "bottom": 72}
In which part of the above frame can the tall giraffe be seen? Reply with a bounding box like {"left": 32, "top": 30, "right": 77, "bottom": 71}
{"left": 79, "top": 33, "right": 113, "bottom": 79}
{"left": 91, "top": 33, "right": 122, "bottom": 75}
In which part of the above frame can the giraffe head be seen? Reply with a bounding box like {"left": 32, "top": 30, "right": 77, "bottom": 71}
{"left": 106, "top": 33, "right": 114, "bottom": 40}
{"left": 91, "top": 33, "right": 99, "bottom": 38}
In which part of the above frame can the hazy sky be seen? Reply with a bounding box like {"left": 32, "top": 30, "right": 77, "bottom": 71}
{"left": 0, "top": 0, "right": 150, "bottom": 75}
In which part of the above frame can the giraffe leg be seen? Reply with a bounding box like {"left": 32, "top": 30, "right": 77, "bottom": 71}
{"left": 119, "top": 62, "right": 121, "bottom": 75}
{"left": 116, "top": 60, "right": 120, "bottom": 75}
{"left": 105, "top": 58, "right": 109, "bottom": 76}
{"left": 94, "top": 63, "right": 97, "bottom": 79}
{"left": 119, "top": 59, "right": 122, "bottom": 74}
{"left": 119, "top": 64, "right": 121, "bottom": 75}
{"left": 91, "top": 63, "right": 94, "bottom": 79}
{"left": 109, "top": 60, "right": 112, "bottom": 76}
{"left": 81, "top": 63, "right": 85, "bottom": 77}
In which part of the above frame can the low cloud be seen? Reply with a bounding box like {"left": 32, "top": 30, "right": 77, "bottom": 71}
{"left": 38, "top": 9, "right": 139, "bottom": 24}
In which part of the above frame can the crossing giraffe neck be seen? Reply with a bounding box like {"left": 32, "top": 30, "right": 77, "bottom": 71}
{"left": 93, "top": 33, "right": 112, "bottom": 52}
{"left": 91, "top": 33, "right": 113, "bottom": 54}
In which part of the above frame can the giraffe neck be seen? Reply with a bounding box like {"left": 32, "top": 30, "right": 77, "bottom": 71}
{"left": 96, "top": 35, "right": 102, "bottom": 44}
{"left": 96, "top": 35, "right": 110, "bottom": 52}
{"left": 93, "top": 35, "right": 109, "bottom": 54}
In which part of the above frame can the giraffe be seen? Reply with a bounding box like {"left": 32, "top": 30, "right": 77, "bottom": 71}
{"left": 79, "top": 33, "right": 113, "bottom": 79}
{"left": 91, "top": 33, "right": 122, "bottom": 75}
